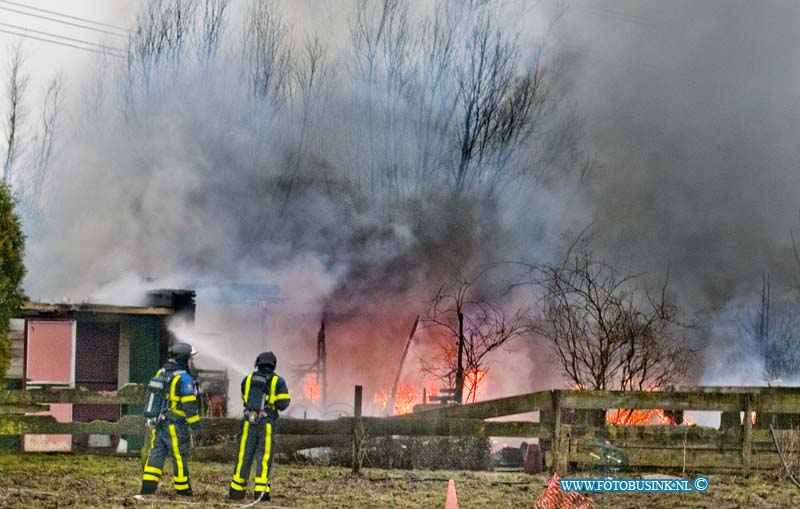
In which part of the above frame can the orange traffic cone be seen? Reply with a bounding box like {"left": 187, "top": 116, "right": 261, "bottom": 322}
{"left": 445, "top": 479, "right": 458, "bottom": 509}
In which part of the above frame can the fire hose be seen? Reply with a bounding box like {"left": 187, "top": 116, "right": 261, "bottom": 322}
{"left": 132, "top": 494, "right": 291, "bottom": 508}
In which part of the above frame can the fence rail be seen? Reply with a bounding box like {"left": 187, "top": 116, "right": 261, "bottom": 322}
{"left": 2, "top": 385, "right": 800, "bottom": 475}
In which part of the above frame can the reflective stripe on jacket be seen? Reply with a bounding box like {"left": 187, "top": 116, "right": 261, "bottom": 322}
{"left": 241, "top": 371, "right": 291, "bottom": 413}
{"left": 155, "top": 366, "right": 200, "bottom": 424}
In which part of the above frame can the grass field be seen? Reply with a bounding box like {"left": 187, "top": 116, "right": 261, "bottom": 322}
{"left": 0, "top": 454, "right": 799, "bottom": 508}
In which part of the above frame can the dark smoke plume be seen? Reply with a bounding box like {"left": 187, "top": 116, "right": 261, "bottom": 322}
{"left": 19, "top": 0, "right": 585, "bottom": 408}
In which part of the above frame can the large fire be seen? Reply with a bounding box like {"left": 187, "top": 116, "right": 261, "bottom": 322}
{"left": 303, "top": 373, "right": 321, "bottom": 403}
{"left": 373, "top": 383, "right": 421, "bottom": 415}
{"left": 372, "top": 371, "right": 488, "bottom": 415}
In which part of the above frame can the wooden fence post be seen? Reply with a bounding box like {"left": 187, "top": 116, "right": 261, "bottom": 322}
{"left": 551, "top": 390, "right": 569, "bottom": 474}
{"left": 742, "top": 393, "right": 753, "bottom": 476}
{"left": 352, "top": 385, "right": 363, "bottom": 475}
{"left": 558, "top": 424, "right": 572, "bottom": 474}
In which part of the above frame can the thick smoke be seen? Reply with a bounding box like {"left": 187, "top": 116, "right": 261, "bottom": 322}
{"left": 18, "top": 0, "right": 585, "bottom": 410}
{"left": 557, "top": 1, "right": 800, "bottom": 384}
{"left": 17, "top": 0, "right": 800, "bottom": 395}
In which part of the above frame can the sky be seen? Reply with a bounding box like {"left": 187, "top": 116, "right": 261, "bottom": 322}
{"left": 0, "top": 1, "right": 134, "bottom": 86}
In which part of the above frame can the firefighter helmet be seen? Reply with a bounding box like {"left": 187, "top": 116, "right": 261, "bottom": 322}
{"left": 171, "top": 342, "right": 198, "bottom": 361}
{"left": 255, "top": 351, "right": 277, "bottom": 370}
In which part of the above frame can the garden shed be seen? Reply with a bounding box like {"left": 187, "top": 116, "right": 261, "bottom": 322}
{"left": 7, "top": 290, "right": 194, "bottom": 451}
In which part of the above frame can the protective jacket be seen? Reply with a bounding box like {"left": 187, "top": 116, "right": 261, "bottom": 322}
{"left": 229, "top": 368, "right": 290, "bottom": 501}
{"left": 140, "top": 360, "right": 201, "bottom": 496}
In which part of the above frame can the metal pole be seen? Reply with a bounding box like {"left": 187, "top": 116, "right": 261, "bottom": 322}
{"left": 455, "top": 310, "right": 464, "bottom": 405}
{"left": 352, "top": 385, "right": 363, "bottom": 474}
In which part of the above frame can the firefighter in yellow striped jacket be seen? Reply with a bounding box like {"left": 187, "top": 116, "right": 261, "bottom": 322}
{"left": 140, "top": 343, "right": 202, "bottom": 496}
{"left": 229, "top": 351, "right": 291, "bottom": 503}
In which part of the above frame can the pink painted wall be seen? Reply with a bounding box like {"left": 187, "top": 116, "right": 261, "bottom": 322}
{"left": 26, "top": 320, "right": 74, "bottom": 385}
{"left": 23, "top": 403, "right": 73, "bottom": 452}
{"left": 24, "top": 320, "right": 75, "bottom": 452}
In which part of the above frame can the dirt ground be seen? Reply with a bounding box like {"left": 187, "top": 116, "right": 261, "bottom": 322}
{"left": 0, "top": 454, "right": 799, "bottom": 508}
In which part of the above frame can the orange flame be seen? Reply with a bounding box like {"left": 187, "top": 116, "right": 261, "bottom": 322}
{"left": 424, "top": 379, "right": 439, "bottom": 403}
{"left": 303, "top": 373, "right": 321, "bottom": 403}
{"left": 464, "top": 369, "right": 487, "bottom": 404}
{"left": 373, "top": 383, "right": 422, "bottom": 415}
{"left": 568, "top": 386, "right": 694, "bottom": 426}
{"left": 606, "top": 408, "right": 679, "bottom": 426}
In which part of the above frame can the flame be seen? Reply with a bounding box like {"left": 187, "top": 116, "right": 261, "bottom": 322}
{"left": 424, "top": 379, "right": 439, "bottom": 403}
{"left": 606, "top": 408, "right": 693, "bottom": 426}
{"left": 563, "top": 386, "right": 695, "bottom": 426}
{"left": 303, "top": 373, "right": 321, "bottom": 402}
{"left": 373, "top": 383, "right": 422, "bottom": 415}
{"left": 373, "top": 390, "right": 390, "bottom": 409}
{"left": 464, "top": 369, "right": 487, "bottom": 404}
{"left": 606, "top": 408, "right": 679, "bottom": 426}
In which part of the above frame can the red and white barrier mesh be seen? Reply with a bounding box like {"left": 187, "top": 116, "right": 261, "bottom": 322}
{"left": 533, "top": 473, "right": 594, "bottom": 509}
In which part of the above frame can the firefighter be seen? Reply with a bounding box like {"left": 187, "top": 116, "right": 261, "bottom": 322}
{"left": 140, "top": 342, "right": 202, "bottom": 496}
{"left": 229, "top": 351, "right": 291, "bottom": 502}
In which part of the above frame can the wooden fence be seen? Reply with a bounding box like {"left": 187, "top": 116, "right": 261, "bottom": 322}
{"left": 2, "top": 385, "right": 800, "bottom": 475}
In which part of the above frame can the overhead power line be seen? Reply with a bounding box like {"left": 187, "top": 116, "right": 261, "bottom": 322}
{"left": 0, "top": 21, "right": 123, "bottom": 55}
{"left": 0, "top": 0, "right": 129, "bottom": 33}
{"left": 0, "top": 27, "right": 123, "bottom": 58}
{"left": 0, "top": 4, "right": 128, "bottom": 38}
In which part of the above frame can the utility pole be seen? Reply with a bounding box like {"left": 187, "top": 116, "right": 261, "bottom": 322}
{"left": 317, "top": 320, "right": 328, "bottom": 410}
{"left": 454, "top": 310, "right": 464, "bottom": 405}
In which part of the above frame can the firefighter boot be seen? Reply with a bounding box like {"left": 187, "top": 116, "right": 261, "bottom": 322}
{"left": 254, "top": 491, "right": 271, "bottom": 503}
{"left": 176, "top": 486, "right": 193, "bottom": 496}
{"left": 140, "top": 480, "right": 158, "bottom": 495}
{"left": 229, "top": 486, "right": 245, "bottom": 500}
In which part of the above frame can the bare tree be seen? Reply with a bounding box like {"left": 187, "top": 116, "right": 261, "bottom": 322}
{"left": 411, "top": 2, "right": 462, "bottom": 187}
{"left": 242, "top": 0, "right": 293, "bottom": 108}
{"left": 349, "top": 0, "right": 415, "bottom": 196}
{"left": 741, "top": 274, "right": 800, "bottom": 383}
{"left": 198, "top": 0, "right": 229, "bottom": 65}
{"left": 2, "top": 42, "right": 29, "bottom": 183}
{"left": 124, "top": 0, "right": 199, "bottom": 111}
{"left": 451, "top": 9, "right": 551, "bottom": 196}
{"left": 424, "top": 268, "right": 529, "bottom": 403}
{"left": 533, "top": 253, "right": 693, "bottom": 391}
{"left": 346, "top": 2, "right": 566, "bottom": 199}
{"left": 294, "top": 35, "right": 335, "bottom": 142}
{"left": 31, "top": 72, "right": 64, "bottom": 202}
{"left": 276, "top": 35, "right": 336, "bottom": 213}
